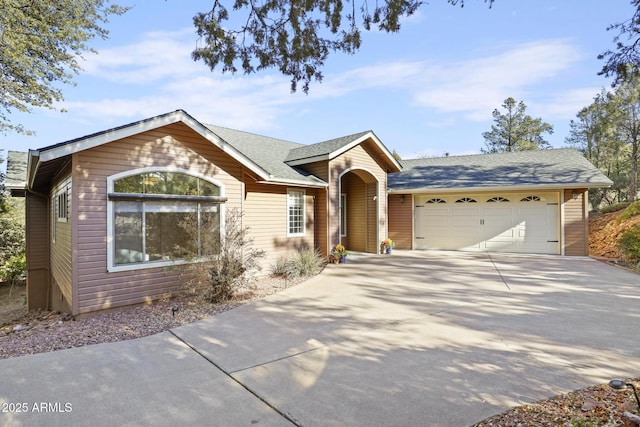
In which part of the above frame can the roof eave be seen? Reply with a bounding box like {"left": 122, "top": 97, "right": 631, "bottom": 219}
{"left": 285, "top": 154, "right": 330, "bottom": 166}
{"left": 285, "top": 131, "right": 403, "bottom": 172}
{"left": 34, "top": 109, "right": 273, "bottom": 182}
{"left": 257, "top": 177, "right": 328, "bottom": 188}
{"left": 329, "top": 132, "right": 402, "bottom": 172}
{"left": 388, "top": 182, "right": 613, "bottom": 194}
{"left": 26, "top": 150, "right": 41, "bottom": 190}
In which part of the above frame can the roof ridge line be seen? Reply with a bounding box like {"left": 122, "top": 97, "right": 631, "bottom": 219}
{"left": 204, "top": 123, "right": 304, "bottom": 147}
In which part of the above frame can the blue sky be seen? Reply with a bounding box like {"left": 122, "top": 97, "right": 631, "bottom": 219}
{"left": 1, "top": 0, "right": 637, "bottom": 171}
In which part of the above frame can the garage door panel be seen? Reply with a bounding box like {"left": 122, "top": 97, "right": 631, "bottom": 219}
{"left": 415, "top": 206, "right": 451, "bottom": 249}
{"left": 451, "top": 206, "right": 481, "bottom": 249}
{"left": 414, "top": 193, "right": 560, "bottom": 254}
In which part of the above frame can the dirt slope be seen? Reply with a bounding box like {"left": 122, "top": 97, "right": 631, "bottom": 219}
{"left": 589, "top": 208, "right": 640, "bottom": 259}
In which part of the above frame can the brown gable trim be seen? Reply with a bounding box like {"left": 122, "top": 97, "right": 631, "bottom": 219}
{"left": 27, "top": 110, "right": 273, "bottom": 189}
{"left": 286, "top": 131, "right": 402, "bottom": 172}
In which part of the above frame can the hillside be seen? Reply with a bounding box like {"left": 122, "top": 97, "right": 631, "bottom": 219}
{"left": 589, "top": 206, "right": 640, "bottom": 260}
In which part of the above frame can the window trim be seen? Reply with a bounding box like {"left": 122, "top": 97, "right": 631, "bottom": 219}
{"left": 52, "top": 178, "right": 71, "bottom": 243}
{"left": 56, "top": 191, "right": 69, "bottom": 223}
{"left": 286, "top": 189, "right": 306, "bottom": 237}
{"left": 106, "top": 167, "right": 226, "bottom": 273}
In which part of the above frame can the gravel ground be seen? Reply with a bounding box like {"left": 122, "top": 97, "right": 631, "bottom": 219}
{"left": 0, "top": 276, "right": 304, "bottom": 360}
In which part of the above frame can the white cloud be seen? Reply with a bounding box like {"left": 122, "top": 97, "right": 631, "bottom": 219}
{"left": 532, "top": 86, "right": 604, "bottom": 120}
{"left": 62, "top": 74, "right": 302, "bottom": 134}
{"left": 64, "top": 31, "right": 590, "bottom": 138}
{"left": 409, "top": 40, "right": 583, "bottom": 119}
{"left": 64, "top": 29, "right": 308, "bottom": 132}
{"left": 313, "top": 39, "right": 584, "bottom": 121}
{"left": 81, "top": 29, "right": 202, "bottom": 84}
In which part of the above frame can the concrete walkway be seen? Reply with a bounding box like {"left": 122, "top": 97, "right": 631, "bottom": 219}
{"left": 1, "top": 251, "right": 639, "bottom": 427}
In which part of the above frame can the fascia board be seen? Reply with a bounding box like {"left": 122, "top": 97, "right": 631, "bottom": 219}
{"left": 257, "top": 177, "right": 328, "bottom": 188}
{"left": 388, "top": 182, "right": 613, "bottom": 194}
{"left": 286, "top": 132, "right": 402, "bottom": 172}
{"left": 39, "top": 111, "right": 186, "bottom": 162}
{"left": 26, "top": 150, "right": 40, "bottom": 189}
{"left": 285, "top": 154, "right": 330, "bottom": 166}
{"left": 328, "top": 132, "right": 403, "bottom": 171}
{"left": 35, "top": 110, "right": 272, "bottom": 182}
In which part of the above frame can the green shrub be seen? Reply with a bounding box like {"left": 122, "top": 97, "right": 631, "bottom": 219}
{"left": 617, "top": 200, "right": 640, "bottom": 223}
{"left": 619, "top": 224, "right": 640, "bottom": 266}
{"left": 0, "top": 198, "right": 25, "bottom": 268}
{"left": 0, "top": 252, "right": 26, "bottom": 285}
{"left": 284, "top": 248, "right": 324, "bottom": 279}
{"left": 599, "top": 201, "right": 630, "bottom": 214}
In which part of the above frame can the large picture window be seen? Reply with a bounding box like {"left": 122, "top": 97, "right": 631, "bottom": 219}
{"left": 108, "top": 170, "right": 226, "bottom": 271}
{"left": 287, "top": 189, "right": 305, "bottom": 236}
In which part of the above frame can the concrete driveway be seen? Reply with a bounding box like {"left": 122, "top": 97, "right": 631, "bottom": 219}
{"left": 1, "top": 251, "right": 639, "bottom": 427}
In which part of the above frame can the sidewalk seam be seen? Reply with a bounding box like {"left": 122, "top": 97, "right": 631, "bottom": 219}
{"left": 487, "top": 252, "right": 511, "bottom": 290}
{"left": 168, "top": 330, "right": 302, "bottom": 427}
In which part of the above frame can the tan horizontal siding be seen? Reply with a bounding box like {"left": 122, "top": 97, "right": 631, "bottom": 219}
{"left": 300, "top": 161, "right": 329, "bottom": 182}
{"left": 342, "top": 174, "right": 366, "bottom": 251}
{"left": 71, "top": 125, "right": 244, "bottom": 314}
{"left": 77, "top": 271, "right": 177, "bottom": 297}
{"left": 366, "top": 183, "right": 377, "bottom": 253}
{"left": 26, "top": 193, "right": 50, "bottom": 310}
{"left": 388, "top": 194, "right": 412, "bottom": 249}
{"left": 26, "top": 194, "right": 49, "bottom": 270}
{"left": 295, "top": 161, "right": 328, "bottom": 255}
{"left": 564, "top": 188, "right": 588, "bottom": 256}
{"left": 243, "top": 182, "right": 315, "bottom": 271}
{"left": 329, "top": 142, "right": 388, "bottom": 253}
{"left": 51, "top": 175, "right": 73, "bottom": 309}
{"left": 316, "top": 188, "right": 328, "bottom": 257}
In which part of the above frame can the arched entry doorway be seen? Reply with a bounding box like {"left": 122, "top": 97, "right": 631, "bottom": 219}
{"left": 339, "top": 168, "right": 379, "bottom": 253}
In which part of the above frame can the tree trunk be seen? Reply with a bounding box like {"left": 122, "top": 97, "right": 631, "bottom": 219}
{"left": 631, "top": 138, "right": 638, "bottom": 202}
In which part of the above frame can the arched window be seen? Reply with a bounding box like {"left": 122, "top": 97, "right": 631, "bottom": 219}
{"left": 107, "top": 170, "right": 227, "bottom": 270}
{"left": 487, "top": 196, "right": 510, "bottom": 202}
{"left": 520, "top": 195, "right": 541, "bottom": 202}
{"left": 426, "top": 198, "right": 447, "bottom": 204}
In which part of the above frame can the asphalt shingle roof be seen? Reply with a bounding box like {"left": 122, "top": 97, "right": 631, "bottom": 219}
{"left": 285, "top": 131, "right": 372, "bottom": 163}
{"left": 5, "top": 151, "right": 28, "bottom": 189}
{"left": 203, "top": 124, "right": 327, "bottom": 185}
{"left": 388, "top": 148, "right": 613, "bottom": 191}
{"left": 21, "top": 110, "right": 611, "bottom": 193}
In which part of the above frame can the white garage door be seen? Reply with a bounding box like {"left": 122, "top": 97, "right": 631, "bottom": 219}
{"left": 414, "top": 192, "right": 560, "bottom": 254}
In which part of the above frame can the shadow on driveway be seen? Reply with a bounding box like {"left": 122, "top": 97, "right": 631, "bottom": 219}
{"left": 172, "top": 251, "right": 640, "bottom": 426}
{"left": 1, "top": 251, "right": 638, "bottom": 427}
